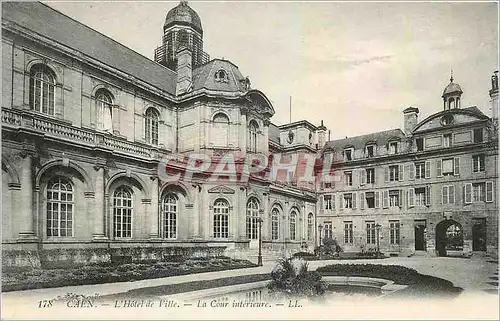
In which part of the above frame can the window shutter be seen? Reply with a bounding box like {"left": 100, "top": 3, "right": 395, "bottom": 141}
{"left": 340, "top": 194, "right": 344, "bottom": 210}
{"left": 425, "top": 161, "right": 431, "bottom": 178}
{"left": 352, "top": 192, "right": 357, "bottom": 209}
{"left": 361, "top": 169, "right": 366, "bottom": 185}
{"left": 449, "top": 185, "right": 455, "bottom": 204}
{"left": 320, "top": 195, "right": 324, "bottom": 210}
{"left": 486, "top": 181, "right": 493, "bottom": 203}
{"left": 383, "top": 190, "right": 389, "bottom": 208}
{"left": 398, "top": 164, "right": 404, "bottom": 181}
{"left": 384, "top": 167, "right": 389, "bottom": 182}
{"left": 408, "top": 188, "right": 415, "bottom": 207}
{"left": 425, "top": 185, "right": 431, "bottom": 206}
{"left": 465, "top": 183, "right": 472, "bottom": 204}
{"left": 360, "top": 192, "right": 365, "bottom": 209}
{"left": 332, "top": 195, "right": 336, "bottom": 210}
{"left": 375, "top": 191, "right": 380, "bottom": 208}
{"left": 442, "top": 186, "right": 448, "bottom": 205}
{"left": 399, "top": 189, "right": 403, "bottom": 208}
{"left": 409, "top": 163, "right": 415, "bottom": 180}
{"left": 436, "top": 159, "right": 442, "bottom": 177}
{"left": 454, "top": 157, "right": 460, "bottom": 176}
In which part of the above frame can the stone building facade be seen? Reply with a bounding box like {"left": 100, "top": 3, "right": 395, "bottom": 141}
{"left": 1, "top": 2, "right": 498, "bottom": 267}
{"left": 317, "top": 74, "right": 499, "bottom": 257}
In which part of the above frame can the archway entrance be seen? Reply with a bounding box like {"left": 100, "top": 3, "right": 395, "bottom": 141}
{"left": 435, "top": 220, "right": 463, "bottom": 257}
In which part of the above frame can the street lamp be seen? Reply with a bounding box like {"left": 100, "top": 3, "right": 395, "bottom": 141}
{"left": 375, "top": 223, "right": 382, "bottom": 254}
{"left": 318, "top": 224, "right": 323, "bottom": 248}
{"left": 257, "top": 217, "right": 263, "bottom": 266}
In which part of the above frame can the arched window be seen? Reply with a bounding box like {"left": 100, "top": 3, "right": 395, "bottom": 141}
{"left": 215, "top": 69, "right": 228, "bottom": 83}
{"left": 307, "top": 213, "right": 314, "bottom": 241}
{"left": 145, "top": 108, "right": 160, "bottom": 145}
{"left": 213, "top": 198, "right": 229, "bottom": 238}
{"left": 448, "top": 98, "right": 455, "bottom": 110}
{"left": 271, "top": 207, "right": 280, "bottom": 241}
{"left": 246, "top": 197, "right": 260, "bottom": 240}
{"left": 161, "top": 194, "right": 178, "bottom": 239}
{"left": 113, "top": 186, "right": 133, "bottom": 238}
{"left": 248, "top": 120, "right": 259, "bottom": 153}
{"left": 30, "top": 65, "right": 55, "bottom": 115}
{"left": 289, "top": 210, "right": 297, "bottom": 240}
{"left": 96, "top": 89, "right": 113, "bottom": 132}
{"left": 46, "top": 178, "right": 73, "bottom": 237}
{"left": 212, "top": 112, "right": 229, "bottom": 146}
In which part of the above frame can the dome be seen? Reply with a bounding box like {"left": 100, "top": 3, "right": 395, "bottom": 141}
{"left": 164, "top": 1, "right": 203, "bottom": 34}
{"left": 442, "top": 78, "right": 463, "bottom": 97}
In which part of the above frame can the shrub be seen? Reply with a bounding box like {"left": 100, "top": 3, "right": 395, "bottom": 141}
{"left": 267, "top": 257, "right": 327, "bottom": 298}
{"left": 292, "top": 252, "right": 316, "bottom": 259}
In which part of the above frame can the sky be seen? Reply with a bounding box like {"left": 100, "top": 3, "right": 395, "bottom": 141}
{"left": 46, "top": 1, "right": 498, "bottom": 140}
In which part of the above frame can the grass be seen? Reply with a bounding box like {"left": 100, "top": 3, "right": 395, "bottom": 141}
{"left": 316, "top": 264, "right": 463, "bottom": 299}
{"left": 1, "top": 257, "right": 257, "bottom": 292}
{"left": 100, "top": 263, "right": 461, "bottom": 301}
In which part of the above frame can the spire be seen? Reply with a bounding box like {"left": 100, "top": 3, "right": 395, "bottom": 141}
{"left": 450, "top": 68, "right": 454, "bottom": 83}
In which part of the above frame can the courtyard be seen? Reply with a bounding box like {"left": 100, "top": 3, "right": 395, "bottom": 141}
{"left": 1, "top": 255, "right": 498, "bottom": 319}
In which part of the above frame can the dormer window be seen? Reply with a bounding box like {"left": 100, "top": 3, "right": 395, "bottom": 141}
{"left": 215, "top": 69, "right": 229, "bottom": 83}
{"left": 344, "top": 148, "right": 354, "bottom": 161}
{"left": 365, "top": 144, "right": 375, "bottom": 158}
{"left": 388, "top": 141, "right": 399, "bottom": 155}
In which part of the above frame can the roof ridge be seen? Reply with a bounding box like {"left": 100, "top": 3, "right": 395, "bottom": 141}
{"left": 37, "top": 2, "right": 175, "bottom": 74}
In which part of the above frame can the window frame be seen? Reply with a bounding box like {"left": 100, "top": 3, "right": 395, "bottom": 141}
{"left": 113, "top": 186, "right": 133, "bottom": 239}
{"left": 213, "top": 198, "right": 230, "bottom": 238}
{"left": 30, "top": 65, "right": 56, "bottom": 115}
{"left": 145, "top": 108, "right": 160, "bottom": 145}
{"left": 161, "top": 193, "right": 178, "bottom": 239}
{"left": 46, "top": 177, "right": 74, "bottom": 238}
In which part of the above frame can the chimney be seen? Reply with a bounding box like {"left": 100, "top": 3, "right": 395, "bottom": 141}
{"left": 403, "top": 107, "right": 419, "bottom": 135}
{"left": 176, "top": 47, "right": 192, "bottom": 96}
{"left": 317, "top": 120, "right": 327, "bottom": 148}
{"left": 489, "top": 70, "right": 499, "bottom": 120}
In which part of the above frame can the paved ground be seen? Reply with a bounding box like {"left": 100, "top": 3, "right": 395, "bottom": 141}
{"left": 2, "top": 255, "right": 498, "bottom": 319}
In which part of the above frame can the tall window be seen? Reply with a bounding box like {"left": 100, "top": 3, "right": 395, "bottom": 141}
{"left": 113, "top": 186, "right": 133, "bottom": 238}
{"left": 30, "top": 65, "right": 55, "bottom": 115}
{"left": 96, "top": 89, "right": 113, "bottom": 132}
{"left": 213, "top": 199, "right": 229, "bottom": 238}
{"left": 443, "top": 134, "right": 452, "bottom": 147}
{"left": 473, "top": 155, "right": 485, "bottom": 173}
{"left": 388, "top": 141, "right": 399, "bottom": 154}
{"left": 46, "top": 178, "right": 73, "bottom": 237}
{"left": 344, "top": 171, "right": 353, "bottom": 186}
{"left": 145, "top": 108, "right": 159, "bottom": 145}
{"left": 344, "top": 221, "right": 353, "bottom": 244}
{"left": 307, "top": 213, "right": 314, "bottom": 241}
{"left": 289, "top": 210, "right": 297, "bottom": 240}
{"left": 248, "top": 120, "right": 259, "bottom": 152}
{"left": 415, "top": 162, "right": 426, "bottom": 179}
{"left": 366, "top": 168, "right": 375, "bottom": 184}
{"left": 213, "top": 113, "right": 230, "bottom": 147}
{"left": 161, "top": 194, "right": 177, "bottom": 239}
{"left": 366, "top": 221, "right": 376, "bottom": 244}
{"left": 389, "top": 221, "right": 400, "bottom": 245}
{"left": 271, "top": 208, "right": 280, "bottom": 240}
{"left": 246, "top": 198, "right": 260, "bottom": 239}
{"left": 324, "top": 195, "right": 333, "bottom": 210}
{"left": 324, "top": 221, "right": 333, "bottom": 239}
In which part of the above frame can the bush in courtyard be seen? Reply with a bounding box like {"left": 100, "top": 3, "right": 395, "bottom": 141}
{"left": 267, "top": 257, "right": 326, "bottom": 298}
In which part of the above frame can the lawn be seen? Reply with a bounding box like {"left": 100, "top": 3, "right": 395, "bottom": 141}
{"left": 1, "top": 257, "right": 257, "bottom": 292}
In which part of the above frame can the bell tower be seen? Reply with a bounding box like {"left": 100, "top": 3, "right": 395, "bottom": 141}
{"left": 154, "top": 1, "right": 209, "bottom": 71}
{"left": 442, "top": 71, "right": 463, "bottom": 110}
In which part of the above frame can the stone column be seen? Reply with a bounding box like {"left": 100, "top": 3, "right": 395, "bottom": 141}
{"left": 149, "top": 177, "right": 160, "bottom": 239}
{"left": 112, "top": 105, "right": 120, "bottom": 135}
{"left": 240, "top": 107, "right": 248, "bottom": 157}
{"left": 18, "top": 154, "right": 36, "bottom": 239}
{"left": 238, "top": 187, "right": 247, "bottom": 240}
{"left": 192, "top": 184, "right": 201, "bottom": 239}
{"left": 263, "top": 192, "right": 270, "bottom": 241}
{"left": 262, "top": 119, "right": 270, "bottom": 155}
{"left": 93, "top": 166, "right": 107, "bottom": 240}
{"left": 302, "top": 204, "right": 307, "bottom": 243}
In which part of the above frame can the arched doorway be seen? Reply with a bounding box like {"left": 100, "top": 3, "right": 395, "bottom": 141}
{"left": 435, "top": 220, "right": 463, "bottom": 257}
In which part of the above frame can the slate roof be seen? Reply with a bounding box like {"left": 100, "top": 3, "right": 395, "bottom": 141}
{"left": 192, "top": 59, "right": 247, "bottom": 92}
{"left": 323, "top": 128, "right": 406, "bottom": 151}
{"left": 164, "top": 1, "right": 203, "bottom": 34}
{"left": 269, "top": 123, "right": 281, "bottom": 144}
{"left": 2, "top": 2, "right": 177, "bottom": 95}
